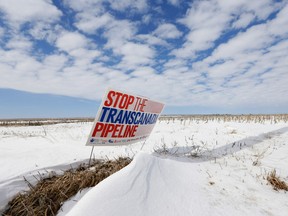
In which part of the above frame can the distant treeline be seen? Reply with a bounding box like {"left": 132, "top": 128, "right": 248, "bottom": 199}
{"left": 159, "top": 114, "right": 288, "bottom": 123}
{"left": 0, "top": 118, "right": 94, "bottom": 127}
{"left": 0, "top": 114, "right": 288, "bottom": 126}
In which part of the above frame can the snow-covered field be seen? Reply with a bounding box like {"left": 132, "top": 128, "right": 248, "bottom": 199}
{"left": 1, "top": 116, "right": 288, "bottom": 215}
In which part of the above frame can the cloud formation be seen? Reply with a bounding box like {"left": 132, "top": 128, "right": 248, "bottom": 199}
{"left": 0, "top": 0, "right": 287, "bottom": 112}
{"left": 0, "top": 0, "right": 61, "bottom": 28}
{"left": 154, "top": 23, "right": 182, "bottom": 39}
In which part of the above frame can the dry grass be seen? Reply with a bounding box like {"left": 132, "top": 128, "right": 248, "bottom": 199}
{"left": 267, "top": 169, "right": 288, "bottom": 191}
{"left": 3, "top": 157, "right": 131, "bottom": 216}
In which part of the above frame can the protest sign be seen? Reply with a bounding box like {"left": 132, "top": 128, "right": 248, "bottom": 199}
{"left": 86, "top": 88, "right": 165, "bottom": 146}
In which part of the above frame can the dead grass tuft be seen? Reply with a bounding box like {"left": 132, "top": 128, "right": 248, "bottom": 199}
{"left": 3, "top": 157, "right": 131, "bottom": 216}
{"left": 267, "top": 169, "right": 288, "bottom": 191}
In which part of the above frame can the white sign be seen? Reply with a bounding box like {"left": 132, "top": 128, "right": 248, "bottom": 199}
{"left": 86, "top": 88, "right": 165, "bottom": 146}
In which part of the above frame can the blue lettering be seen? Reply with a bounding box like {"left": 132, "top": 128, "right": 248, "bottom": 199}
{"left": 128, "top": 111, "right": 136, "bottom": 124}
{"left": 99, "top": 107, "right": 110, "bottom": 122}
{"left": 123, "top": 110, "right": 132, "bottom": 124}
{"left": 101, "top": 108, "right": 159, "bottom": 125}
{"left": 106, "top": 108, "right": 118, "bottom": 123}
{"left": 115, "top": 110, "right": 123, "bottom": 123}
{"left": 134, "top": 112, "right": 141, "bottom": 124}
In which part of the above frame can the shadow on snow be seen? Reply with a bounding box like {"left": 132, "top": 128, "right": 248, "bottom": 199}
{"left": 153, "top": 126, "right": 288, "bottom": 163}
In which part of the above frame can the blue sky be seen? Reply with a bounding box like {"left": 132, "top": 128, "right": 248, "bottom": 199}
{"left": 0, "top": 0, "right": 288, "bottom": 118}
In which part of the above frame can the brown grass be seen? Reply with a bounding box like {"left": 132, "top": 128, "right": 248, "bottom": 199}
{"left": 267, "top": 169, "right": 288, "bottom": 191}
{"left": 3, "top": 157, "right": 131, "bottom": 216}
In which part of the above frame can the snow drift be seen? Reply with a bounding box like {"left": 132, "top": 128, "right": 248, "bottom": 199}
{"left": 66, "top": 152, "right": 288, "bottom": 216}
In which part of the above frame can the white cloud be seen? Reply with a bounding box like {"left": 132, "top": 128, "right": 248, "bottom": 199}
{"left": 174, "top": 1, "right": 229, "bottom": 58}
{"left": 63, "top": 0, "right": 104, "bottom": 13}
{"left": 207, "top": 4, "right": 288, "bottom": 65}
{"left": 108, "top": 0, "right": 147, "bottom": 12}
{"left": 6, "top": 35, "right": 33, "bottom": 52}
{"left": 103, "top": 19, "right": 137, "bottom": 52}
{"left": 75, "top": 13, "right": 114, "bottom": 34}
{"left": 267, "top": 4, "right": 288, "bottom": 37}
{"left": 0, "top": 27, "right": 4, "bottom": 38}
{"left": 208, "top": 25, "right": 273, "bottom": 62}
{"left": 179, "top": 1, "right": 224, "bottom": 30}
{"left": 0, "top": 49, "right": 43, "bottom": 89}
{"left": 163, "top": 59, "right": 187, "bottom": 69}
{"left": 174, "top": 0, "right": 281, "bottom": 59}
{"left": 0, "top": 0, "right": 61, "bottom": 28}
{"left": 233, "top": 13, "right": 255, "bottom": 28}
{"left": 173, "top": 26, "right": 223, "bottom": 58}
{"left": 0, "top": 47, "right": 107, "bottom": 99}
{"left": 217, "top": 0, "right": 281, "bottom": 20}
{"left": 43, "top": 54, "right": 68, "bottom": 71}
{"left": 136, "top": 34, "right": 168, "bottom": 47}
{"left": 153, "top": 23, "right": 183, "bottom": 39}
{"left": 142, "top": 14, "right": 152, "bottom": 24}
{"left": 70, "top": 48, "right": 100, "bottom": 59}
{"left": 55, "top": 32, "right": 89, "bottom": 52}
{"left": 28, "top": 23, "right": 63, "bottom": 44}
{"left": 65, "top": 1, "right": 154, "bottom": 70}
{"left": 117, "top": 42, "right": 155, "bottom": 69}
{"left": 70, "top": 48, "right": 101, "bottom": 66}
{"left": 65, "top": 0, "right": 147, "bottom": 27}
{"left": 54, "top": 31, "right": 101, "bottom": 67}
{"left": 160, "top": 3, "right": 288, "bottom": 108}
{"left": 244, "top": 0, "right": 281, "bottom": 20}
{"left": 0, "top": 0, "right": 287, "bottom": 111}
{"left": 168, "top": 0, "right": 181, "bottom": 6}
{"left": 131, "top": 67, "right": 156, "bottom": 77}
{"left": 14, "top": 57, "right": 42, "bottom": 76}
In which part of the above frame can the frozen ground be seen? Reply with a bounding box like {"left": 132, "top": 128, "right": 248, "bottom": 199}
{"left": 0, "top": 116, "right": 288, "bottom": 215}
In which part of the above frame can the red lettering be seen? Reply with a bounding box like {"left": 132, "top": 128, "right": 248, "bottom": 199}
{"left": 103, "top": 124, "right": 114, "bottom": 137}
{"left": 112, "top": 124, "right": 123, "bottom": 138}
{"left": 133, "top": 97, "right": 147, "bottom": 112}
{"left": 113, "top": 92, "right": 122, "bottom": 108}
{"left": 133, "top": 97, "right": 141, "bottom": 111}
{"left": 131, "top": 125, "right": 138, "bottom": 137}
{"left": 104, "top": 91, "right": 115, "bottom": 107}
{"left": 127, "top": 95, "right": 134, "bottom": 108}
{"left": 118, "top": 94, "right": 135, "bottom": 109}
{"left": 92, "top": 123, "right": 138, "bottom": 138}
{"left": 92, "top": 122, "right": 104, "bottom": 137}
{"left": 119, "top": 94, "right": 128, "bottom": 109}
{"left": 123, "top": 125, "right": 138, "bottom": 137}
{"left": 104, "top": 90, "right": 135, "bottom": 109}
{"left": 139, "top": 99, "right": 148, "bottom": 112}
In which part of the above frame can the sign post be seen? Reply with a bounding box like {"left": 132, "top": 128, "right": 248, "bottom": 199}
{"left": 86, "top": 88, "right": 165, "bottom": 149}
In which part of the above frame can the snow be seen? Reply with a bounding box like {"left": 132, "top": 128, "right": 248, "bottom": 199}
{"left": 1, "top": 117, "right": 288, "bottom": 215}
{"left": 66, "top": 152, "right": 287, "bottom": 216}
